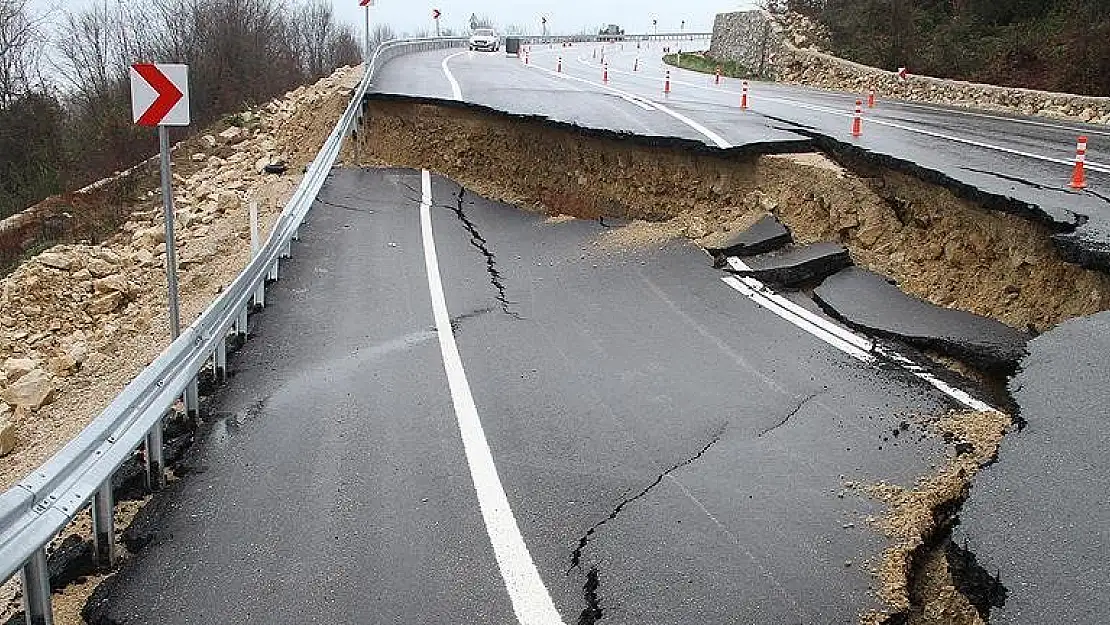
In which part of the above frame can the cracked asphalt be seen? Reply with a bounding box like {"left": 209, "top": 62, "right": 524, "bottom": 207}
{"left": 95, "top": 168, "right": 966, "bottom": 624}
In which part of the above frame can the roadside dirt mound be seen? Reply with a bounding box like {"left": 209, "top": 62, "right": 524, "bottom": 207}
{"left": 358, "top": 99, "right": 1110, "bottom": 333}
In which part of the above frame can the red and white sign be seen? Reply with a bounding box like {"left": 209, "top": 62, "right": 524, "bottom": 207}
{"left": 897, "top": 67, "right": 908, "bottom": 81}
{"left": 359, "top": 0, "right": 372, "bottom": 7}
{"left": 432, "top": 8, "right": 440, "bottom": 19}
{"left": 130, "top": 63, "right": 189, "bottom": 127}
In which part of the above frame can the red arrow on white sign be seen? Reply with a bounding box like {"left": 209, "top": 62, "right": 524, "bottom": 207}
{"left": 130, "top": 63, "right": 190, "bottom": 126}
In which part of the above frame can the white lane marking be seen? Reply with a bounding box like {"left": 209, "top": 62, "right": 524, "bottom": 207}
{"left": 526, "top": 64, "right": 730, "bottom": 148}
{"left": 441, "top": 51, "right": 465, "bottom": 100}
{"left": 575, "top": 57, "right": 1110, "bottom": 174}
{"left": 419, "top": 169, "right": 565, "bottom": 625}
{"left": 722, "top": 259, "right": 998, "bottom": 414}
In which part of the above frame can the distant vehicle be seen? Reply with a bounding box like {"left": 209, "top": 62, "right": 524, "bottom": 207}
{"left": 469, "top": 28, "right": 500, "bottom": 52}
{"left": 599, "top": 24, "right": 624, "bottom": 41}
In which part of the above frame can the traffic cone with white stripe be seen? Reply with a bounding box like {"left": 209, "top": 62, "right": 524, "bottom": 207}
{"left": 664, "top": 70, "right": 671, "bottom": 94}
{"left": 715, "top": 66, "right": 722, "bottom": 85}
{"left": 1070, "top": 136, "right": 1089, "bottom": 190}
{"left": 851, "top": 100, "right": 863, "bottom": 137}
{"left": 741, "top": 81, "right": 749, "bottom": 110}
{"left": 867, "top": 87, "right": 876, "bottom": 108}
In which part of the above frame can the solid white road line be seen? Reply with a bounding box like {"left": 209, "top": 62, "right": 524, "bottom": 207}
{"left": 723, "top": 259, "right": 998, "bottom": 414}
{"left": 419, "top": 169, "right": 565, "bottom": 625}
{"left": 441, "top": 51, "right": 466, "bottom": 100}
{"left": 526, "top": 64, "right": 731, "bottom": 148}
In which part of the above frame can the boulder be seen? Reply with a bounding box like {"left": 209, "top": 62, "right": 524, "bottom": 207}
{"left": 202, "top": 134, "right": 218, "bottom": 148}
{"left": 93, "top": 275, "right": 131, "bottom": 296}
{"left": 36, "top": 251, "right": 73, "bottom": 271}
{"left": 2, "top": 357, "right": 38, "bottom": 382}
{"left": 86, "top": 258, "right": 118, "bottom": 278}
{"left": 219, "top": 126, "right": 244, "bottom": 144}
{"left": 88, "top": 291, "right": 126, "bottom": 315}
{"left": 216, "top": 193, "right": 241, "bottom": 213}
{"left": 0, "top": 368, "right": 55, "bottom": 410}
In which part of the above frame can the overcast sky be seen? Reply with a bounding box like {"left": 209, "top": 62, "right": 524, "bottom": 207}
{"left": 29, "top": 0, "right": 758, "bottom": 39}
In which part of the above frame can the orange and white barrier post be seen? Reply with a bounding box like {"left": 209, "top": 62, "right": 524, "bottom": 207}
{"left": 715, "top": 66, "right": 722, "bottom": 85}
{"left": 1070, "top": 136, "right": 1089, "bottom": 190}
{"left": 664, "top": 70, "right": 671, "bottom": 94}
{"left": 557, "top": 56, "right": 562, "bottom": 73}
{"left": 592, "top": 48, "right": 597, "bottom": 59}
{"left": 867, "top": 87, "right": 876, "bottom": 108}
{"left": 524, "top": 50, "right": 530, "bottom": 65}
{"left": 741, "top": 81, "right": 749, "bottom": 110}
{"left": 851, "top": 100, "right": 863, "bottom": 137}
{"left": 633, "top": 58, "right": 639, "bottom": 72}
{"left": 603, "top": 61, "right": 609, "bottom": 83}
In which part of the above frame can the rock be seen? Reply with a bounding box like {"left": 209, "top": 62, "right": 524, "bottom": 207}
{"left": 49, "top": 354, "right": 78, "bottom": 376}
{"left": 216, "top": 193, "right": 241, "bottom": 213}
{"left": 0, "top": 416, "right": 15, "bottom": 456}
{"left": 0, "top": 368, "right": 55, "bottom": 410}
{"left": 88, "top": 291, "right": 126, "bottom": 315}
{"left": 202, "top": 134, "right": 218, "bottom": 148}
{"left": 37, "top": 251, "right": 73, "bottom": 271}
{"left": 219, "top": 126, "right": 244, "bottom": 144}
{"left": 191, "top": 153, "right": 207, "bottom": 162}
{"left": 134, "top": 226, "right": 166, "bottom": 248}
{"left": 93, "top": 275, "right": 131, "bottom": 295}
{"left": 2, "top": 357, "right": 38, "bottom": 382}
{"left": 86, "top": 258, "right": 117, "bottom": 278}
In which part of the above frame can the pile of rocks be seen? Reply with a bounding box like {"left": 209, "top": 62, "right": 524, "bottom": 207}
{"left": 0, "top": 65, "right": 360, "bottom": 470}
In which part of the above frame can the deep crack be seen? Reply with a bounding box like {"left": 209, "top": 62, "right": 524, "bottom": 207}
{"left": 758, "top": 391, "right": 820, "bottom": 437}
{"left": 568, "top": 424, "right": 727, "bottom": 572}
{"left": 577, "top": 567, "right": 603, "bottom": 625}
{"left": 446, "top": 185, "right": 523, "bottom": 319}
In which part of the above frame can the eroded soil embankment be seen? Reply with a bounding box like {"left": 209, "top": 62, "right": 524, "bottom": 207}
{"left": 354, "top": 98, "right": 1110, "bottom": 624}
{"left": 356, "top": 97, "right": 1110, "bottom": 333}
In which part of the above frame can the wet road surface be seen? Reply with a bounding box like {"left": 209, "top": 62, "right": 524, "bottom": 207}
{"left": 96, "top": 167, "right": 967, "bottom": 624}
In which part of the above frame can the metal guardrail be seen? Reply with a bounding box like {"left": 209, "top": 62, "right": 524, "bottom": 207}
{"left": 0, "top": 31, "right": 705, "bottom": 625}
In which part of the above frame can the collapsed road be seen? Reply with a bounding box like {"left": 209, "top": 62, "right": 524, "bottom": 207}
{"left": 81, "top": 41, "right": 1108, "bottom": 625}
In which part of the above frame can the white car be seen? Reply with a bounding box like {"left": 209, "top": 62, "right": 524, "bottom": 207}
{"left": 469, "top": 28, "right": 499, "bottom": 52}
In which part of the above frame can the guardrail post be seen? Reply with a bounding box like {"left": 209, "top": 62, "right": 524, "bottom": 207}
{"left": 250, "top": 201, "right": 265, "bottom": 308}
{"left": 185, "top": 378, "right": 199, "bottom": 419}
{"left": 268, "top": 259, "right": 279, "bottom": 282}
{"left": 213, "top": 337, "right": 227, "bottom": 381}
{"left": 21, "top": 548, "right": 53, "bottom": 625}
{"left": 146, "top": 420, "right": 166, "bottom": 492}
{"left": 91, "top": 482, "right": 116, "bottom": 569}
{"left": 237, "top": 306, "right": 248, "bottom": 336}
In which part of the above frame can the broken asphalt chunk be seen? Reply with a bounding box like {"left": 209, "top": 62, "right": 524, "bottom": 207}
{"left": 729, "top": 242, "right": 851, "bottom": 288}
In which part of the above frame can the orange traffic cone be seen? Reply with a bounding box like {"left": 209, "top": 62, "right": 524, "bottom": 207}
{"left": 741, "top": 81, "right": 749, "bottom": 110}
{"left": 851, "top": 100, "right": 863, "bottom": 137}
{"left": 1070, "top": 136, "right": 1089, "bottom": 190}
{"left": 715, "top": 66, "right": 722, "bottom": 85}
{"left": 867, "top": 87, "right": 876, "bottom": 108}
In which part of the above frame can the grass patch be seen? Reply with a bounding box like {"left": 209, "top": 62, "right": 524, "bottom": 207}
{"left": 662, "top": 52, "right": 756, "bottom": 79}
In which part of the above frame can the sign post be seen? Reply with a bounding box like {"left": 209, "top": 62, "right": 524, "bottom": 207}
{"left": 130, "top": 62, "right": 189, "bottom": 492}
{"left": 360, "top": 0, "right": 373, "bottom": 60}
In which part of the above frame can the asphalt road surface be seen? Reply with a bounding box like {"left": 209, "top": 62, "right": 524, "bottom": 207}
{"left": 98, "top": 167, "right": 965, "bottom": 624}
{"left": 371, "top": 41, "right": 1110, "bottom": 268}
{"left": 93, "top": 43, "right": 1107, "bottom": 625}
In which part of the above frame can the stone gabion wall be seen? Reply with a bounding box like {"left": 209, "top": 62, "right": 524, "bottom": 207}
{"left": 707, "top": 10, "right": 784, "bottom": 78}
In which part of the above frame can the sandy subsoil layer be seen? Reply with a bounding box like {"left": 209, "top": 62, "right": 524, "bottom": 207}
{"left": 358, "top": 99, "right": 1110, "bottom": 334}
